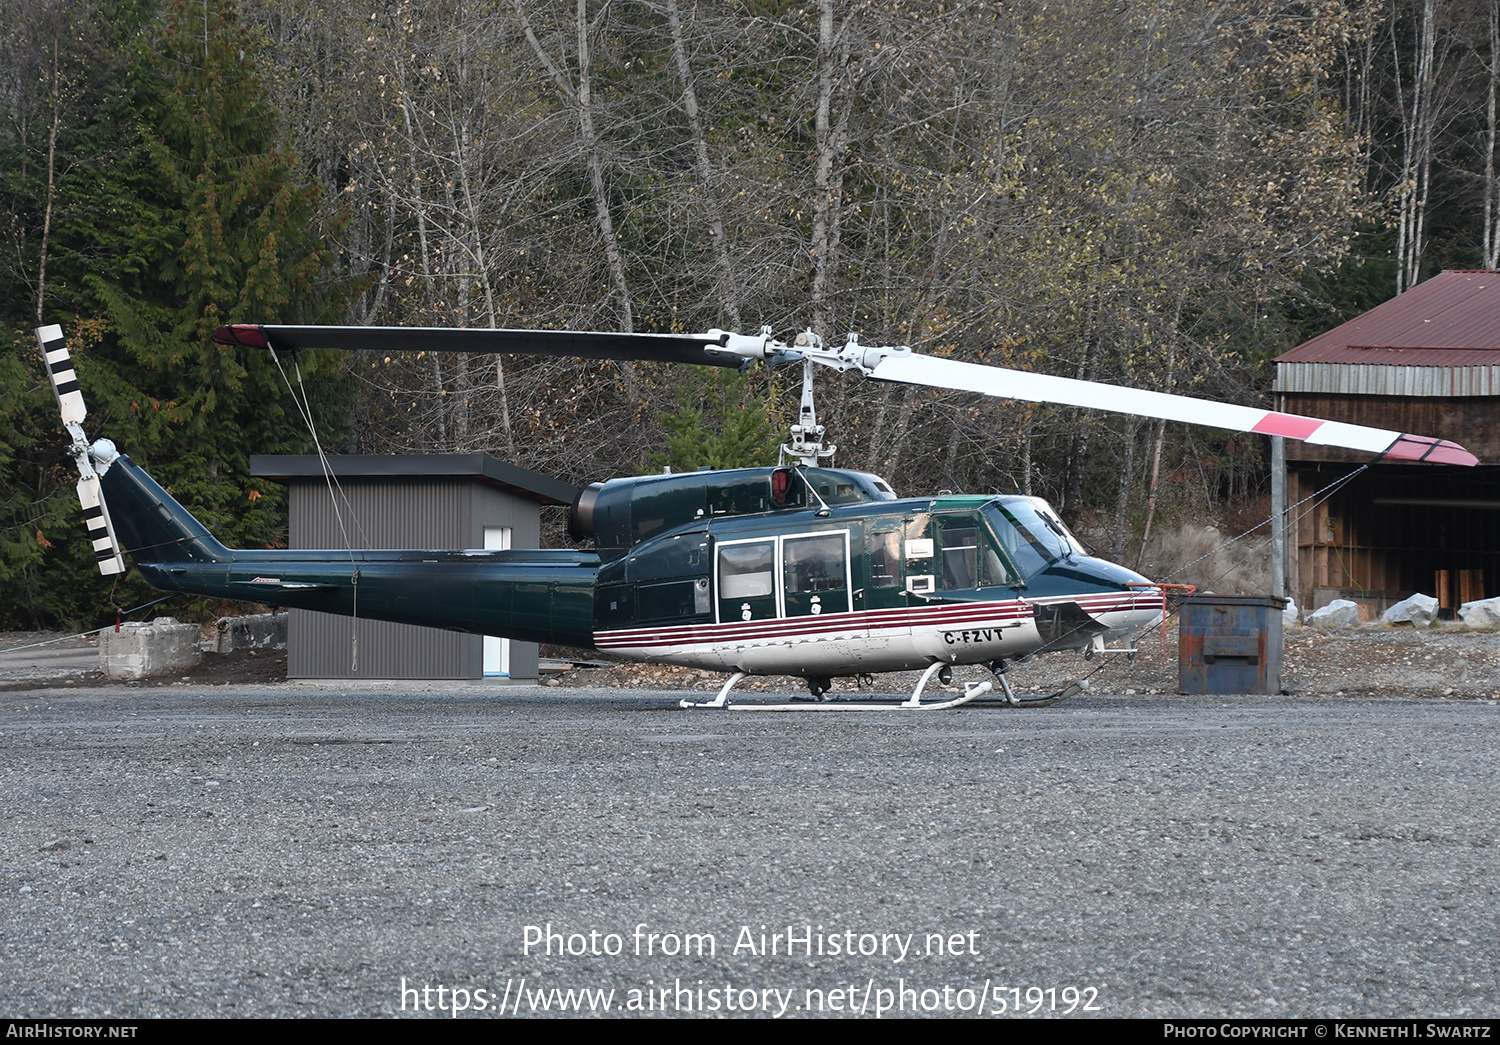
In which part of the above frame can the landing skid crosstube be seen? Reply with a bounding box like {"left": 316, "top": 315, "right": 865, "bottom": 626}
{"left": 679, "top": 663, "right": 1089, "bottom": 712}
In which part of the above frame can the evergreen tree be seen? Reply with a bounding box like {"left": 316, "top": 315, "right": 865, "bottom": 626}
{"left": 0, "top": 0, "right": 343, "bottom": 627}
{"left": 0, "top": 0, "right": 163, "bottom": 627}
{"left": 91, "top": 0, "right": 342, "bottom": 546}
{"left": 652, "top": 369, "right": 779, "bottom": 473}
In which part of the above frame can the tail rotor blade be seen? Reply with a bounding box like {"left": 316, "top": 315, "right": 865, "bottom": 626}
{"left": 79, "top": 474, "right": 126, "bottom": 576}
{"left": 35, "top": 325, "right": 128, "bottom": 576}
{"left": 36, "top": 323, "right": 87, "bottom": 425}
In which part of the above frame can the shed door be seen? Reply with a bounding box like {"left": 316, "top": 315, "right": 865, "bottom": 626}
{"left": 483, "top": 526, "right": 511, "bottom": 675}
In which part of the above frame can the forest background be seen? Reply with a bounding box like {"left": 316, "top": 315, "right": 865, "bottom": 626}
{"left": 2, "top": 0, "right": 1496, "bottom": 627}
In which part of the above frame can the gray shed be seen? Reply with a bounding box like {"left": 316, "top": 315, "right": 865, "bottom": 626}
{"left": 250, "top": 454, "right": 579, "bottom": 680}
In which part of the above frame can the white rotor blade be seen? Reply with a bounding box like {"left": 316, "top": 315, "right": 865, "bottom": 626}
{"left": 78, "top": 474, "right": 126, "bottom": 576}
{"left": 36, "top": 324, "right": 86, "bottom": 425}
{"left": 35, "top": 325, "right": 127, "bottom": 575}
{"left": 871, "top": 353, "right": 1477, "bottom": 466}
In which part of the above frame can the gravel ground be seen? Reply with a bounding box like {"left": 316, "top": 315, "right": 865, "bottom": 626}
{"left": 0, "top": 634, "right": 1497, "bottom": 1019}
{"left": 541, "top": 624, "right": 1500, "bottom": 702}
{"left": 12, "top": 621, "right": 1497, "bottom": 701}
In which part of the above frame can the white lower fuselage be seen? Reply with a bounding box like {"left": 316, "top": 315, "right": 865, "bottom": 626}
{"left": 593, "top": 591, "right": 1165, "bottom": 676}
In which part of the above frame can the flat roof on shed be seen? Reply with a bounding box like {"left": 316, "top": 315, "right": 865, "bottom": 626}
{"left": 251, "top": 454, "right": 580, "bottom": 506}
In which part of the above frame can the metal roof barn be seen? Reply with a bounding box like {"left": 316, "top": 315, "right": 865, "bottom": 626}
{"left": 1272, "top": 271, "right": 1500, "bottom": 619}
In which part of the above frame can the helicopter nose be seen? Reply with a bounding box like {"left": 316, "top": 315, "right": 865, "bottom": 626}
{"left": 1064, "top": 557, "right": 1167, "bottom": 628}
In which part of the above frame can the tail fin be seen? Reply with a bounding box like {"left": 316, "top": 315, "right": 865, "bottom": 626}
{"left": 95, "top": 449, "right": 230, "bottom": 564}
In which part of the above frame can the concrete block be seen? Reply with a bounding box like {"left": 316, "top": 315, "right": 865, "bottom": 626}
{"left": 1383, "top": 593, "right": 1439, "bottom": 629}
{"left": 1307, "top": 599, "right": 1359, "bottom": 628}
{"left": 212, "top": 612, "right": 288, "bottom": 654}
{"left": 99, "top": 616, "right": 202, "bottom": 679}
{"left": 1458, "top": 596, "right": 1500, "bottom": 629}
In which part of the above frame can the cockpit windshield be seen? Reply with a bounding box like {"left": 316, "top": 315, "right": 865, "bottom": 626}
{"left": 985, "top": 498, "right": 1080, "bottom": 578}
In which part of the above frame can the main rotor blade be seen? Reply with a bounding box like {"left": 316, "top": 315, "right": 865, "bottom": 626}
{"left": 212, "top": 324, "right": 748, "bottom": 368}
{"left": 871, "top": 353, "right": 1478, "bottom": 467}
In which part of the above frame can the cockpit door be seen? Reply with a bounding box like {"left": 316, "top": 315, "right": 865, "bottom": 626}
{"left": 935, "top": 513, "right": 1014, "bottom": 596}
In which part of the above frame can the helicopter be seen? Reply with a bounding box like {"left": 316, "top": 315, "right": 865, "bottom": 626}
{"left": 37, "top": 321, "right": 1477, "bottom": 711}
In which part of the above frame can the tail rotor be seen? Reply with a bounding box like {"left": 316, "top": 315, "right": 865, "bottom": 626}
{"left": 35, "top": 325, "right": 126, "bottom": 576}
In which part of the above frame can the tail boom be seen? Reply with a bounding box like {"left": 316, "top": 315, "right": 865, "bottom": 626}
{"left": 98, "top": 453, "right": 599, "bottom": 648}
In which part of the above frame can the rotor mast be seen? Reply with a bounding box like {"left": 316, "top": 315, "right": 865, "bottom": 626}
{"left": 708, "top": 326, "right": 912, "bottom": 468}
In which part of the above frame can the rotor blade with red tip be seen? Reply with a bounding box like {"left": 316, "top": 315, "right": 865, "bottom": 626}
{"left": 870, "top": 353, "right": 1478, "bottom": 466}
{"left": 212, "top": 324, "right": 749, "bottom": 368}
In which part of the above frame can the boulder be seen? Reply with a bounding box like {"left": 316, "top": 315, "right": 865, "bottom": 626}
{"left": 1458, "top": 596, "right": 1500, "bottom": 629}
{"left": 99, "top": 616, "right": 202, "bottom": 679}
{"left": 1306, "top": 599, "right": 1359, "bottom": 628}
{"left": 211, "top": 611, "right": 288, "bottom": 654}
{"left": 1382, "top": 593, "right": 1439, "bottom": 629}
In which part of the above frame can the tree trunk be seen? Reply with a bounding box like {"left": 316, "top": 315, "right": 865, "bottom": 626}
{"left": 34, "top": 34, "right": 59, "bottom": 324}
{"left": 810, "top": 0, "right": 851, "bottom": 337}
{"left": 1394, "top": 0, "right": 1438, "bottom": 294}
{"left": 1136, "top": 415, "right": 1166, "bottom": 570}
{"left": 1021, "top": 413, "right": 1033, "bottom": 497}
{"left": 1111, "top": 417, "right": 1140, "bottom": 561}
{"left": 513, "top": 0, "right": 634, "bottom": 334}
{"left": 1136, "top": 336, "right": 1176, "bottom": 570}
{"left": 1486, "top": 0, "right": 1499, "bottom": 268}
{"left": 664, "top": 0, "right": 740, "bottom": 331}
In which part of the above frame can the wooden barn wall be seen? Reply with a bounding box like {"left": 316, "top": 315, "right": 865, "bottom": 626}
{"left": 1287, "top": 463, "right": 1500, "bottom": 615}
{"left": 1277, "top": 394, "right": 1500, "bottom": 465}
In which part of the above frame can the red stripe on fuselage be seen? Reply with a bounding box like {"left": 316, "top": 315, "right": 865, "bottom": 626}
{"left": 593, "top": 591, "right": 1165, "bottom": 649}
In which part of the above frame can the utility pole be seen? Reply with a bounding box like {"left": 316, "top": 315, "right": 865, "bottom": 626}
{"left": 1270, "top": 435, "right": 1287, "bottom": 600}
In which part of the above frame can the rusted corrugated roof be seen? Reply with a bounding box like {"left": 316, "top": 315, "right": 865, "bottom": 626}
{"left": 1276, "top": 270, "right": 1500, "bottom": 365}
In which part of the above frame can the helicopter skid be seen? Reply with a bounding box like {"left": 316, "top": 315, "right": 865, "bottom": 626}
{"left": 682, "top": 663, "right": 997, "bottom": 712}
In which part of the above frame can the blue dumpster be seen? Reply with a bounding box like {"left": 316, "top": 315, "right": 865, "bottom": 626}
{"left": 1178, "top": 595, "right": 1286, "bottom": 695}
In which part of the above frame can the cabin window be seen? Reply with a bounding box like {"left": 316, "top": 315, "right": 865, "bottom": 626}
{"left": 718, "top": 541, "right": 775, "bottom": 598}
{"left": 784, "top": 533, "right": 845, "bottom": 594}
{"left": 986, "top": 501, "right": 1067, "bottom": 579}
{"left": 626, "top": 532, "right": 706, "bottom": 581}
{"left": 711, "top": 476, "right": 770, "bottom": 516}
{"left": 939, "top": 522, "right": 980, "bottom": 589}
{"left": 938, "top": 516, "right": 1013, "bottom": 589}
{"left": 782, "top": 531, "right": 850, "bottom": 616}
